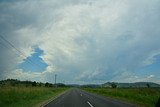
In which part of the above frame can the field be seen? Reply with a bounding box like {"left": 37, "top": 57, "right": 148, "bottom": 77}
{"left": 0, "top": 86, "right": 68, "bottom": 107}
{"left": 83, "top": 88, "right": 160, "bottom": 107}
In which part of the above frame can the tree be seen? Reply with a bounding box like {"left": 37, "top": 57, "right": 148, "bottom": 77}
{"left": 111, "top": 82, "right": 117, "bottom": 88}
{"left": 32, "top": 81, "right": 37, "bottom": 87}
{"left": 146, "top": 83, "right": 150, "bottom": 88}
{"left": 45, "top": 82, "right": 49, "bottom": 87}
{"left": 38, "top": 82, "right": 43, "bottom": 87}
{"left": 49, "top": 83, "right": 53, "bottom": 87}
{"left": 24, "top": 81, "right": 31, "bottom": 87}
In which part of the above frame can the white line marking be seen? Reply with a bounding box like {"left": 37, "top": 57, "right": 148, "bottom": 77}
{"left": 41, "top": 90, "right": 68, "bottom": 107}
{"left": 87, "top": 101, "right": 93, "bottom": 107}
{"left": 81, "top": 94, "right": 82, "bottom": 96}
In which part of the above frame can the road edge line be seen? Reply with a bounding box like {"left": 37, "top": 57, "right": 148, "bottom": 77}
{"left": 40, "top": 89, "right": 69, "bottom": 107}
{"left": 82, "top": 89, "right": 138, "bottom": 107}
{"left": 87, "top": 101, "right": 94, "bottom": 107}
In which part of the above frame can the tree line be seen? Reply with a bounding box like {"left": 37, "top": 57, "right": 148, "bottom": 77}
{"left": 0, "top": 79, "right": 66, "bottom": 87}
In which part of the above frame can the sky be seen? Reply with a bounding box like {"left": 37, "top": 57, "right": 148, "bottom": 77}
{"left": 0, "top": 0, "right": 160, "bottom": 84}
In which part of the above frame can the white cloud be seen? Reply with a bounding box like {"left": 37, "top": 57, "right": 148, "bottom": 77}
{"left": 147, "top": 75, "right": 155, "bottom": 79}
{"left": 0, "top": 0, "right": 160, "bottom": 84}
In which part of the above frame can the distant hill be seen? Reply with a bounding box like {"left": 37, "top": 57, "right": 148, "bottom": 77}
{"left": 81, "top": 84, "right": 101, "bottom": 88}
{"left": 102, "top": 82, "right": 160, "bottom": 88}
{"left": 67, "top": 84, "right": 80, "bottom": 87}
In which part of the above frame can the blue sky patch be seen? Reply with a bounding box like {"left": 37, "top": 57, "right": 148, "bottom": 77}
{"left": 19, "top": 48, "right": 48, "bottom": 72}
{"left": 137, "top": 54, "right": 160, "bottom": 76}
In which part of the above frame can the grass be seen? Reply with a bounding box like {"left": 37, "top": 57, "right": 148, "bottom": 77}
{"left": 82, "top": 88, "right": 160, "bottom": 107}
{"left": 0, "top": 86, "right": 68, "bottom": 107}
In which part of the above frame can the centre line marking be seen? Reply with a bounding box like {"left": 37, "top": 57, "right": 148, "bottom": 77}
{"left": 87, "top": 101, "right": 93, "bottom": 107}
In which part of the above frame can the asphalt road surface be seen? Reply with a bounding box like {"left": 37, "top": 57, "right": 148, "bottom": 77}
{"left": 44, "top": 88, "right": 137, "bottom": 107}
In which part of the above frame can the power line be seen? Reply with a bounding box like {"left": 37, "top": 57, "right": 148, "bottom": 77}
{"left": 55, "top": 74, "right": 57, "bottom": 87}
{"left": 0, "top": 41, "right": 12, "bottom": 50}
{"left": 0, "top": 40, "right": 34, "bottom": 69}
{"left": 0, "top": 34, "right": 43, "bottom": 70}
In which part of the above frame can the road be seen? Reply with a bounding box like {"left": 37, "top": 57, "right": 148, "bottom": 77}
{"left": 44, "top": 88, "right": 137, "bottom": 107}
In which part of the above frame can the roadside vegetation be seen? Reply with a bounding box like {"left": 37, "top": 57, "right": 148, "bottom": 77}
{"left": 83, "top": 87, "right": 160, "bottom": 107}
{"left": 0, "top": 79, "right": 68, "bottom": 107}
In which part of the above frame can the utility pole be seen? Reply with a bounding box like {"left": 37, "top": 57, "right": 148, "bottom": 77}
{"left": 55, "top": 74, "right": 57, "bottom": 88}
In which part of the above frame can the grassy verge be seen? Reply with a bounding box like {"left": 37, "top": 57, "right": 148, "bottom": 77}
{"left": 82, "top": 88, "right": 160, "bottom": 107}
{"left": 0, "top": 86, "right": 68, "bottom": 107}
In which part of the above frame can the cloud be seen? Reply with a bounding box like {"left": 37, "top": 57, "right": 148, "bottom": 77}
{"left": 0, "top": 0, "right": 160, "bottom": 84}
{"left": 147, "top": 75, "right": 154, "bottom": 79}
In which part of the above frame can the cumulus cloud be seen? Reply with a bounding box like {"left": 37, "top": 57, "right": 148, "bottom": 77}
{"left": 0, "top": 0, "right": 160, "bottom": 84}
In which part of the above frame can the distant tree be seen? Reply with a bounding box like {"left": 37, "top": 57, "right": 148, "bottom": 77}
{"left": 45, "top": 82, "right": 49, "bottom": 87}
{"left": 11, "top": 82, "right": 16, "bottom": 86}
{"left": 146, "top": 83, "right": 150, "bottom": 88}
{"left": 38, "top": 82, "right": 43, "bottom": 87}
{"left": 111, "top": 82, "right": 117, "bottom": 88}
{"left": 24, "top": 81, "right": 31, "bottom": 87}
{"left": 49, "top": 83, "right": 53, "bottom": 87}
{"left": 32, "top": 81, "right": 37, "bottom": 87}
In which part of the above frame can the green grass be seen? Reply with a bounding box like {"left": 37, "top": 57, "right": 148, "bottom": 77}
{"left": 82, "top": 88, "right": 160, "bottom": 107}
{"left": 0, "top": 86, "right": 68, "bottom": 107}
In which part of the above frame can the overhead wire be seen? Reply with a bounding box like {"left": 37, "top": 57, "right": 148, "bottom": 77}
{"left": 0, "top": 34, "right": 44, "bottom": 71}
